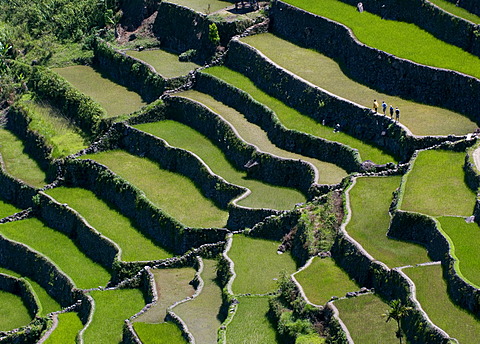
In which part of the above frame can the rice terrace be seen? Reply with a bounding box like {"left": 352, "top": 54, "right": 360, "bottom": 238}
{"left": 2, "top": 0, "right": 480, "bottom": 342}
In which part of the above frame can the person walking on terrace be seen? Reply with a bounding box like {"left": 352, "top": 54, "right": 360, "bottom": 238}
{"left": 382, "top": 101, "right": 387, "bottom": 115}
{"left": 373, "top": 99, "right": 379, "bottom": 113}
{"left": 395, "top": 107, "right": 400, "bottom": 122}
{"left": 390, "top": 105, "right": 394, "bottom": 119}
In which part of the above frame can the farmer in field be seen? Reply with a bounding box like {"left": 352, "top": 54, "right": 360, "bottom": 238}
{"left": 382, "top": 101, "right": 387, "bottom": 115}
{"left": 389, "top": 105, "right": 394, "bottom": 119}
{"left": 373, "top": 99, "right": 379, "bottom": 113}
{"left": 395, "top": 107, "right": 400, "bottom": 122}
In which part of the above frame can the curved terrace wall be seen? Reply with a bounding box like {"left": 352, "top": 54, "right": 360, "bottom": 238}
{"left": 0, "top": 163, "right": 36, "bottom": 210}
{"left": 0, "top": 273, "right": 39, "bottom": 319}
{"left": 444, "top": 0, "right": 480, "bottom": 16}
{"left": 225, "top": 38, "right": 460, "bottom": 162}
{"left": 269, "top": 1, "right": 480, "bottom": 125}
{"left": 194, "top": 71, "right": 363, "bottom": 173}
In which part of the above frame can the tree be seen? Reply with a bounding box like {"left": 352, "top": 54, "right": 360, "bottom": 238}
{"left": 383, "top": 299, "right": 412, "bottom": 344}
{"left": 208, "top": 23, "right": 220, "bottom": 46}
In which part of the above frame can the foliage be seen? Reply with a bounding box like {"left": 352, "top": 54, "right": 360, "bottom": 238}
{"left": 208, "top": 23, "right": 220, "bottom": 46}
{"left": 179, "top": 49, "right": 198, "bottom": 62}
{"left": 383, "top": 299, "right": 412, "bottom": 344}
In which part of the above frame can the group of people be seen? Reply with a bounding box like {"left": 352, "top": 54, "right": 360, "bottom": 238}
{"left": 373, "top": 99, "right": 400, "bottom": 122}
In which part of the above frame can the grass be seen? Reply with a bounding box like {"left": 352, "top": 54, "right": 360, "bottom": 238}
{"left": 401, "top": 150, "right": 477, "bottom": 216}
{"left": 84, "top": 288, "right": 145, "bottom": 344}
{"left": 81, "top": 150, "right": 229, "bottom": 228}
{"left": 205, "top": 66, "right": 397, "bottom": 164}
{"left": 53, "top": 65, "right": 146, "bottom": 117}
{"left": 0, "top": 290, "right": 32, "bottom": 331}
{"left": 134, "top": 267, "right": 196, "bottom": 323}
{"left": 133, "top": 322, "right": 187, "bottom": 344}
{"left": 347, "top": 176, "right": 431, "bottom": 268}
{"left": 179, "top": 90, "right": 348, "bottom": 185}
{"left": 228, "top": 234, "right": 297, "bottom": 294}
{"left": 283, "top": 0, "right": 480, "bottom": 80}
{"left": 166, "top": 0, "right": 232, "bottom": 13}
{"left": 43, "top": 312, "right": 83, "bottom": 344}
{"left": 18, "top": 94, "right": 88, "bottom": 158}
{"left": 429, "top": 0, "right": 480, "bottom": 24}
{"left": 334, "top": 294, "right": 399, "bottom": 343}
{"left": 0, "top": 218, "right": 111, "bottom": 289}
{"left": 294, "top": 257, "right": 359, "bottom": 305}
{"left": 226, "top": 296, "right": 279, "bottom": 344}
{"left": 0, "top": 199, "right": 20, "bottom": 219}
{"left": 0, "top": 127, "right": 47, "bottom": 188}
{"left": 403, "top": 264, "right": 480, "bottom": 343}
{"left": 173, "top": 259, "right": 223, "bottom": 344}
{"left": 134, "top": 120, "right": 306, "bottom": 210}
{"left": 241, "top": 33, "right": 478, "bottom": 137}
{"left": 45, "top": 187, "right": 173, "bottom": 262}
{"left": 0, "top": 268, "right": 61, "bottom": 316}
{"left": 437, "top": 216, "right": 480, "bottom": 287}
{"left": 126, "top": 49, "right": 200, "bottom": 79}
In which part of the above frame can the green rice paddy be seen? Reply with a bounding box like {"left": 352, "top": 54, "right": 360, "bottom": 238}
{"left": 0, "top": 218, "right": 111, "bottom": 289}
{"left": 204, "top": 66, "right": 397, "bottom": 163}
{"left": 81, "top": 150, "right": 229, "bottom": 228}
{"left": 0, "top": 290, "right": 32, "bottom": 331}
{"left": 84, "top": 288, "right": 145, "bottom": 344}
{"left": 241, "top": 33, "right": 478, "bottom": 137}
{"left": 53, "top": 65, "right": 146, "bottom": 117}
{"left": 429, "top": 0, "right": 480, "bottom": 24}
{"left": 0, "top": 128, "right": 47, "bottom": 188}
{"left": 126, "top": 49, "right": 200, "bottom": 79}
{"left": 403, "top": 264, "right": 480, "bottom": 343}
{"left": 347, "top": 176, "right": 430, "bottom": 268}
{"left": 401, "top": 150, "right": 476, "bottom": 216}
{"left": 0, "top": 268, "right": 60, "bottom": 316}
{"left": 167, "top": 0, "right": 232, "bottom": 13}
{"left": 228, "top": 235, "right": 297, "bottom": 294}
{"left": 45, "top": 187, "right": 173, "bottom": 262}
{"left": 179, "top": 90, "right": 348, "bottom": 185}
{"left": 17, "top": 95, "right": 87, "bottom": 158}
{"left": 0, "top": 199, "right": 20, "bottom": 219}
{"left": 43, "top": 312, "right": 83, "bottom": 344}
{"left": 226, "top": 296, "right": 279, "bottom": 344}
{"left": 294, "top": 257, "right": 359, "bottom": 305}
{"left": 334, "top": 294, "right": 398, "bottom": 343}
{"left": 437, "top": 216, "right": 480, "bottom": 287}
{"left": 173, "top": 259, "right": 223, "bottom": 344}
{"left": 283, "top": 0, "right": 480, "bottom": 80}
{"left": 134, "top": 322, "right": 187, "bottom": 344}
{"left": 134, "top": 120, "right": 306, "bottom": 209}
{"left": 134, "top": 267, "right": 196, "bottom": 323}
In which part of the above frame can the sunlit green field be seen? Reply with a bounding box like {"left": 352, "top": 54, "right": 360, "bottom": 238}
{"left": 0, "top": 289, "right": 32, "bottom": 331}
{"left": 0, "top": 199, "right": 20, "bottom": 219}
{"left": 134, "top": 322, "right": 187, "bottom": 344}
{"left": 43, "top": 312, "right": 83, "bottom": 344}
{"left": 134, "top": 120, "right": 306, "bottom": 209}
{"left": 429, "top": 0, "right": 480, "bottom": 23}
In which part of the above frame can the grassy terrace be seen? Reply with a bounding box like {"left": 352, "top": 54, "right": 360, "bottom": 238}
{"left": 403, "top": 264, "right": 480, "bottom": 343}
{"left": 284, "top": 0, "right": 480, "bottom": 80}
{"left": 0, "top": 290, "right": 32, "bottom": 331}
{"left": 347, "top": 177, "right": 430, "bottom": 268}
{"left": 134, "top": 322, "right": 187, "bottom": 344}
{"left": 84, "top": 289, "right": 145, "bottom": 344}
{"left": 53, "top": 65, "right": 146, "bottom": 117}
{"left": 228, "top": 235, "right": 297, "bottom": 294}
{"left": 179, "top": 90, "right": 348, "bottom": 185}
{"left": 429, "top": 0, "right": 480, "bottom": 23}
{"left": 0, "top": 218, "right": 111, "bottom": 289}
{"left": 167, "top": 0, "right": 232, "bottom": 13}
{"left": 0, "top": 199, "right": 20, "bottom": 219}
{"left": 334, "top": 294, "right": 398, "bottom": 343}
{"left": 81, "top": 150, "right": 229, "bottom": 228}
{"left": 438, "top": 216, "right": 480, "bottom": 287}
{"left": 126, "top": 49, "right": 200, "bottom": 79}
{"left": 205, "top": 66, "right": 396, "bottom": 164}
{"left": 227, "top": 296, "right": 279, "bottom": 344}
{"left": 173, "top": 259, "right": 223, "bottom": 344}
{"left": 18, "top": 95, "right": 87, "bottom": 158}
{"left": 241, "top": 34, "right": 477, "bottom": 137}
{"left": 401, "top": 150, "right": 476, "bottom": 216}
{"left": 46, "top": 187, "right": 173, "bottom": 262}
{"left": 0, "top": 268, "right": 60, "bottom": 316}
{"left": 44, "top": 312, "right": 83, "bottom": 344}
{"left": 134, "top": 267, "right": 196, "bottom": 323}
{"left": 294, "top": 257, "right": 359, "bottom": 305}
{"left": 134, "top": 120, "right": 306, "bottom": 210}
{"left": 0, "top": 128, "right": 46, "bottom": 188}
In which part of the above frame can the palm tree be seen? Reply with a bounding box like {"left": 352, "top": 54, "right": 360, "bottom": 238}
{"left": 383, "top": 299, "right": 412, "bottom": 344}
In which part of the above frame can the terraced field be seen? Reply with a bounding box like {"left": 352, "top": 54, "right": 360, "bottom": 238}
{"left": 0, "top": 289, "right": 32, "bottom": 331}
{"left": 43, "top": 312, "right": 84, "bottom": 344}
{"left": 241, "top": 33, "right": 478, "bottom": 136}
{"left": 0, "top": 199, "right": 20, "bottom": 219}
{"left": 179, "top": 90, "right": 348, "bottom": 185}
{"left": 134, "top": 120, "right": 306, "bottom": 209}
